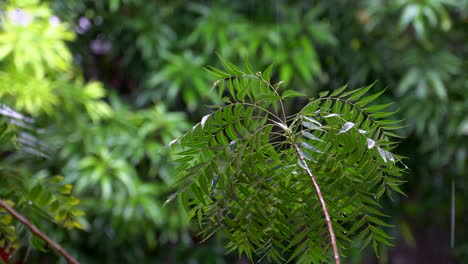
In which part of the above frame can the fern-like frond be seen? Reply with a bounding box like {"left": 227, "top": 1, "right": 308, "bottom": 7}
{"left": 168, "top": 61, "right": 407, "bottom": 263}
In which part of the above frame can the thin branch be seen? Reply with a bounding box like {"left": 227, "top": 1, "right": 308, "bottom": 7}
{"left": 293, "top": 144, "right": 341, "bottom": 264}
{"left": 0, "top": 200, "right": 79, "bottom": 264}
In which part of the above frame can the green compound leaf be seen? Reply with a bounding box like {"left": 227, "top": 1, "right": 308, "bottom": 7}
{"left": 168, "top": 61, "right": 407, "bottom": 264}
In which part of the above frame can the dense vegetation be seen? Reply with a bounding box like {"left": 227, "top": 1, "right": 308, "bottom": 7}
{"left": 0, "top": 0, "right": 466, "bottom": 263}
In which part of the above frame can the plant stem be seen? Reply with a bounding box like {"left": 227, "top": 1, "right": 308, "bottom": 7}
{"left": 0, "top": 200, "right": 79, "bottom": 264}
{"left": 293, "top": 144, "right": 340, "bottom": 264}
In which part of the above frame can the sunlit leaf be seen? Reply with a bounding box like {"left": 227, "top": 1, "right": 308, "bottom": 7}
{"left": 301, "top": 131, "right": 325, "bottom": 143}
{"left": 337, "top": 122, "right": 355, "bottom": 134}
{"left": 378, "top": 147, "right": 387, "bottom": 162}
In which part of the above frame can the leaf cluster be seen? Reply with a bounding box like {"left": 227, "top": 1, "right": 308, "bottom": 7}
{"left": 169, "top": 61, "right": 407, "bottom": 263}
{"left": 0, "top": 107, "right": 83, "bottom": 252}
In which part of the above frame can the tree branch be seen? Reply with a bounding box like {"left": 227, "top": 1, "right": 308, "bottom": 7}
{"left": 293, "top": 144, "right": 341, "bottom": 264}
{"left": 0, "top": 200, "right": 79, "bottom": 264}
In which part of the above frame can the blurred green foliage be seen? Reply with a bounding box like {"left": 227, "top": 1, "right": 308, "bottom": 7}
{"left": 0, "top": 0, "right": 466, "bottom": 263}
{"left": 0, "top": 0, "right": 202, "bottom": 263}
